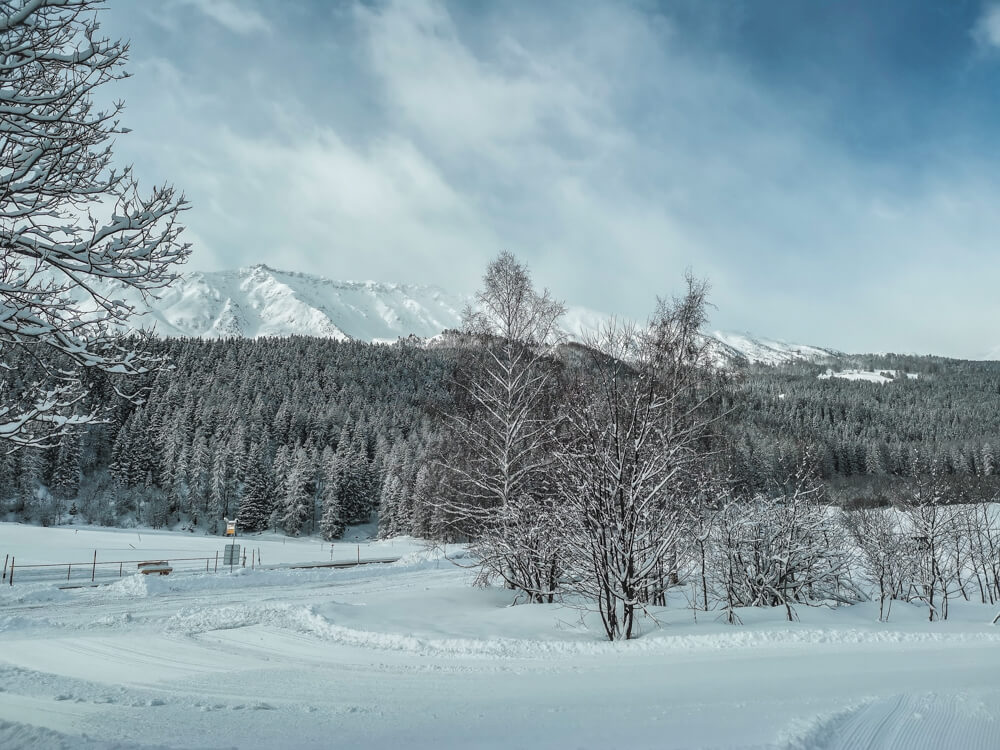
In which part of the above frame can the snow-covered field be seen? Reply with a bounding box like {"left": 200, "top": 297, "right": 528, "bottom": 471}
{"left": 818, "top": 369, "right": 919, "bottom": 384}
{"left": 0, "top": 522, "right": 419, "bottom": 585}
{"left": 2, "top": 524, "right": 1000, "bottom": 749}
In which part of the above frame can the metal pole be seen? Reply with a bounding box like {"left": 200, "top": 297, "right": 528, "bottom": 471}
{"left": 91, "top": 550, "right": 96, "bottom": 582}
{"left": 9, "top": 557, "right": 12, "bottom": 586}
{"left": 206, "top": 557, "right": 209, "bottom": 572}
{"left": 2, "top": 553, "right": 7, "bottom": 582}
{"left": 357, "top": 545, "right": 360, "bottom": 564}
{"left": 67, "top": 564, "right": 71, "bottom": 581}
{"left": 215, "top": 551, "right": 218, "bottom": 573}
{"left": 120, "top": 562, "right": 123, "bottom": 577}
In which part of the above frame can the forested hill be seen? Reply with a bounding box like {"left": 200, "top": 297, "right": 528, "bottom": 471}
{"left": 4, "top": 339, "right": 1000, "bottom": 534}
{"left": 725, "top": 354, "right": 1000, "bottom": 501}
{"left": 2, "top": 337, "right": 455, "bottom": 534}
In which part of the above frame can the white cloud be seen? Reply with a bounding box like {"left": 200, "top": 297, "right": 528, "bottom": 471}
{"left": 174, "top": 0, "right": 271, "bottom": 35}
{"left": 975, "top": 4, "right": 1000, "bottom": 49}
{"left": 202, "top": 125, "right": 495, "bottom": 286}
{"left": 109, "top": 0, "right": 1000, "bottom": 358}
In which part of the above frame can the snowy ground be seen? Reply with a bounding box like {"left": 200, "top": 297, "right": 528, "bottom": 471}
{"left": 2, "top": 524, "right": 1000, "bottom": 749}
{"left": 0, "top": 522, "right": 418, "bottom": 585}
{"left": 817, "top": 369, "right": 919, "bottom": 384}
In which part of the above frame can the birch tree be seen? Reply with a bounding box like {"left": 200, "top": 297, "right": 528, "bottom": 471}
{"left": 445, "top": 251, "right": 566, "bottom": 602}
{"left": 0, "top": 0, "right": 189, "bottom": 447}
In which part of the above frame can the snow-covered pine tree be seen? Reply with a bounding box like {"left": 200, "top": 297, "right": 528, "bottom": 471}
{"left": 109, "top": 424, "right": 131, "bottom": 489}
{"left": 281, "top": 448, "right": 312, "bottom": 536}
{"left": 272, "top": 444, "right": 292, "bottom": 496}
{"left": 51, "top": 430, "right": 82, "bottom": 501}
{"left": 16, "top": 447, "right": 45, "bottom": 518}
{"left": 237, "top": 441, "right": 273, "bottom": 533}
{"left": 340, "top": 437, "right": 372, "bottom": 524}
{"left": 377, "top": 473, "right": 404, "bottom": 538}
{"left": 208, "top": 448, "right": 232, "bottom": 533}
{"left": 170, "top": 443, "right": 192, "bottom": 523}
{"left": 189, "top": 432, "right": 212, "bottom": 519}
{"left": 409, "top": 463, "right": 434, "bottom": 538}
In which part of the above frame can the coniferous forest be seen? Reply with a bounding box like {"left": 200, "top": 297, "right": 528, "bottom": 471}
{"left": 4, "top": 333, "right": 1000, "bottom": 536}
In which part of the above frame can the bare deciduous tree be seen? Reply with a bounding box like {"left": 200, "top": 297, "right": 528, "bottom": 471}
{"left": 554, "top": 275, "right": 718, "bottom": 639}
{"left": 0, "top": 0, "right": 189, "bottom": 447}
{"left": 444, "top": 251, "right": 566, "bottom": 602}
{"left": 957, "top": 500, "right": 1000, "bottom": 606}
{"left": 841, "top": 506, "right": 908, "bottom": 621}
{"left": 894, "top": 473, "right": 963, "bottom": 621}
{"left": 709, "top": 457, "right": 859, "bottom": 624}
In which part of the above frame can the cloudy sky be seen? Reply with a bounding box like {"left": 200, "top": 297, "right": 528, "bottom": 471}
{"left": 101, "top": 0, "right": 1000, "bottom": 358}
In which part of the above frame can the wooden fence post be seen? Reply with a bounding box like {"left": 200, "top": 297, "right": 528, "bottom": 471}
{"left": 91, "top": 550, "right": 96, "bottom": 582}
{"left": 67, "top": 564, "right": 71, "bottom": 581}
{"left": 8, "top": 557, "right": 12, "bottom": 586}
{"left": 214, "top": 551, "right": 218, "bottom": 572}
{"left": 2, "top": 553, "right": 7, "bottom": 582}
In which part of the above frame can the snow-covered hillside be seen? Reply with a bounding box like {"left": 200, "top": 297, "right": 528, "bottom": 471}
{"left": 710, "top": 331, "right": 841, "bottom": 366}
{"left": 99, "top": 264, "right": 839, "bottom": 363}
{"left": 99, "top": 264, "right": 466, "bottom": 341}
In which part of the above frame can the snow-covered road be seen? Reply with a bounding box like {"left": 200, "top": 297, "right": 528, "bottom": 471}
{"left": 2, "top": 524, "right": 999, "bottom": 749}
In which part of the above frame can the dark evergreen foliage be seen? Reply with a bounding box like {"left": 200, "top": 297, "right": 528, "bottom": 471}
{"left": 3, "top": 336, "right": 999, "bottom": 536}
{"left": 723, "top": 355, "right": 1000, "bottom": 502}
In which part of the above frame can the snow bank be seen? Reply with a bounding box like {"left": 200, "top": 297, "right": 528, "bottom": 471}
{"left": 0, "top": 719, "right": 171, "bottom": 749}
{"left": 166, "top": 599, "right": 1000, "bottom": 660}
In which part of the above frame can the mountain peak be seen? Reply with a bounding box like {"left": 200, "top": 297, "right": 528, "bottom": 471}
{"left": 107, "top": 266, "right": 465, "bottom": 341}
{"left": 100, "top": 265, "right": 839, "bottom": 362}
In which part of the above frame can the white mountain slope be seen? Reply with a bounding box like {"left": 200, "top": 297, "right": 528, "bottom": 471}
{"left": 101, "top": 264, "right": 838, "bottom": 363}
{"left": 709, "top": 330, "right": 841, "bottom": 366}
{"left": 103, "top": 264, "right": 466, "bottom": 342}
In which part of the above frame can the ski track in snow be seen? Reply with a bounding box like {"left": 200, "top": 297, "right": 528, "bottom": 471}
{"left": 782, "top": 693, "right": 999, "bottom": 750}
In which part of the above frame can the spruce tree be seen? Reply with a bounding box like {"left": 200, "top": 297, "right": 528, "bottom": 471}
{"left": 281, "top": 448, "right": 312, "bottom": 536}
{"left": 51, "top": 431, "right": 82, "bottom": 501}
{"left": 237, "top": 441, "right": 273, "bottom": 532}
{"left": 320, "top": 448, "right": 346, "bottom": 540}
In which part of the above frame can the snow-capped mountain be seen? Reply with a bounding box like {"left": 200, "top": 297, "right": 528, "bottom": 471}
{"left": 708, "top": 331, "right": 841, "bottom": 366}
{"left": 104, "top": 264, "right": 838, "bottom": 364}
{"left": 105, "top": 264, "right": 466, "bottom": 342}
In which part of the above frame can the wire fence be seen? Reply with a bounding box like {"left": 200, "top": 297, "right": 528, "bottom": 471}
{"left": 0, "top": 548, "right": 401, "bottom": 588}
{"left": 1, "top": 547, "right": 262, "bottom": 587}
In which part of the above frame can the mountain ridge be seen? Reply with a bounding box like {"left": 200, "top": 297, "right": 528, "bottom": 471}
{"left": 102, "top": 264, "right": 839, "bottom": 365}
